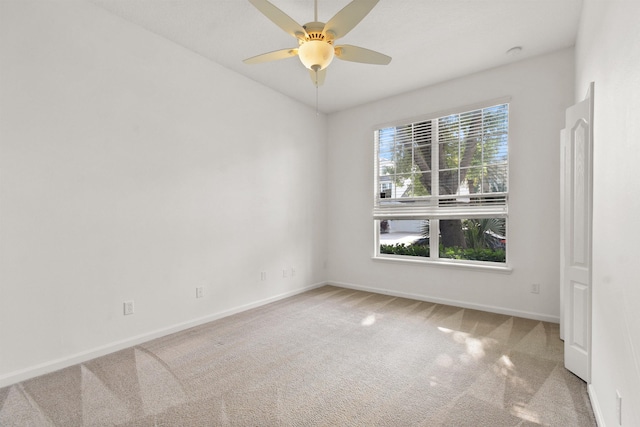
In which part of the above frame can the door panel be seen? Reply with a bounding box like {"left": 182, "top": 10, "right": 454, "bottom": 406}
{"left": 571, "top": 281, "right": 588, "bottom": 350}
{"left": 561, "top": 82, "right": 593, "bottom": 383}
{"left": 570, "top": 119, "right": 589, "bottom": 267}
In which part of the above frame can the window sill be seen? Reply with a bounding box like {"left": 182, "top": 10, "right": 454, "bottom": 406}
{"left": 372, "top": 254, "right": 513, "bottom": 273}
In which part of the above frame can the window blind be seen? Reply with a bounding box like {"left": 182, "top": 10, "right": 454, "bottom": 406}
{"left": 374, "top": 103, "right": 509, "bottom": 220}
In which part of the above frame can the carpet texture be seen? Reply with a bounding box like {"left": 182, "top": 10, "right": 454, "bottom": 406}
{"left": 0, "top": 285, "right": 596, "bottom": 426}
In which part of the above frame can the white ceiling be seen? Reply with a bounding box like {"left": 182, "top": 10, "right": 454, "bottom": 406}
{"left": 90, "top": 0, "right": 583, "bottom": 113}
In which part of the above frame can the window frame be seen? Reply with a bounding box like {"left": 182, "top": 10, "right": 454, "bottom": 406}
{"left": 373, "top": 98, "right": 511, "bottom": 270}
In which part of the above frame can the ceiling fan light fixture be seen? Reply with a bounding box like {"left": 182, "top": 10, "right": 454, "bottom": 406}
{"left": 298, "top": 40, "right": 335, "bottom": 70}
{"left": 244, "top": 0, "right": 391, "bottom": 87}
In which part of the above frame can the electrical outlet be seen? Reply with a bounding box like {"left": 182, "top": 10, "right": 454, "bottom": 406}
{"left": 123, "top": 300, "right": 134, "bottom": 315}
{"left": 531, "top": 283, "right": 540, "bottom": 294}
{"left": 283, "top": 269, "right": 288, "bottom": 278}
{"left": 616, "top": 390, "right": 622, "bottom": 425}
{"left": 196, "top": 286, "right": 204, "bottom": 299}
{"left": 260, "top": 271, "right": 267, "bottom": 281}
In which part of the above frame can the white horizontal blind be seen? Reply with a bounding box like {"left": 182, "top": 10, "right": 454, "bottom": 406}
{"left": 377, "top": 120, "right": 432, "bottom": 200}
{"left": 374, "top": 103, "right": 509, "bottom": 220}
{"left": 373, "top": 195, "right": 508, "bottom": 219}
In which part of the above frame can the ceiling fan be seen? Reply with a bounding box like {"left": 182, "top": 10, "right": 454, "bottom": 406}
{"left": 244, "top": 0, "right": 391, "bottom": 87}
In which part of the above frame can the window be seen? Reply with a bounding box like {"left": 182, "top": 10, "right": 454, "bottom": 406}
{"left": 374, "top": 102, "right": 509, "bottom": 266}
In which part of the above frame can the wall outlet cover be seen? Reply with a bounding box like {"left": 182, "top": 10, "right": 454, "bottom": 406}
{"left": 123, "top": 300, "right": 134, "bottom": 315}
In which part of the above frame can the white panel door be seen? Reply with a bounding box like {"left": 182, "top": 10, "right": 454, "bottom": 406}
{"left": 560, "top": 83, "right": 594, "bottom": 383}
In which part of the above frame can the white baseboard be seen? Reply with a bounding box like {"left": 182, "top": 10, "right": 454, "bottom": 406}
{"left": 329, "top": 281, "right": 560, "bottom": 323}
{"left": 588, "top": 384, "right": 606, "bottom": 427}
{"left": 0, "top": 282, "right": 327, "bottom": 389}
{"left": 0, "top": 280, "right": 559, "bottom": 388}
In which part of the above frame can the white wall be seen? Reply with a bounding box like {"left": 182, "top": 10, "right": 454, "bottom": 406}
{"left": 575, "top": 1, "right": 640, "bottom": 425}
{"left": 326, "top": 49, "right": 574, "bottom": 321}
{"left": 0, "top": 0, "right": 327, "bottom": 386}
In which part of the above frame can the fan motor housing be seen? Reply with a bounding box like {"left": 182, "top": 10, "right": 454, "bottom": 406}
{"left": 302, "top": 22, "right": 334, "bottom": 43}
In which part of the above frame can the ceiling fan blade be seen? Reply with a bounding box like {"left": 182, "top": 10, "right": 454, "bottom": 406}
{"left": 243, "top": 48, "right": 299, "bottom": 64}
{"left": 323, "top": 0, "right": 379, "bottom": 40}
{"left": 309, "top": 68, "right": 327, "bottom": 87}
{"left": 249, "top": 0, "right": 307, "bottom": 40}
{"left": 335, "top": 44, "right": 391, "bottom": 65}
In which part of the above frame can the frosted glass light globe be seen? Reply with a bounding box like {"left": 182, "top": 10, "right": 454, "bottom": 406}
{"left": 298, "top": 40, "right": 335, "bottom": 70}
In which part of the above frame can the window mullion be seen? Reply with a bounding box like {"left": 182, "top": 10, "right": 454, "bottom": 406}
{"left": 458, "top": 115, "right": 462, "bottom": 198}
{"left": 432, "top": 118, "right": 439, "bottom": 197}
{"left": 411, "top": 124, "right": 416, "bottom": 198}
{"left": 481, "top": 110, "right": 485, "bottom": 192}
{"left": 431, "top": 118, "right": 440, "bottom": 259}
{"left": 374, "top": 129, "right": 380, "bottom": 203}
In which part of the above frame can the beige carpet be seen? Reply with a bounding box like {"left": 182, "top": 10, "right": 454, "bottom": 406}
{"left": 0, "top": 285, "right": 596, "bottom": 426}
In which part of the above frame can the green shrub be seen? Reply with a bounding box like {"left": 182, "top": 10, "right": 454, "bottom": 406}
{"left": 439, "top": 246, "right": 506, "bottom": 262}
{"left": 380, "top": 243, "right": 505, "bottom": 263}
{"left": 380, "top": 243, "right": 430, "bottom": 257}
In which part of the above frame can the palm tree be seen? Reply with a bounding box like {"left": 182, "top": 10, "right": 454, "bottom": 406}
{"left": 462, "top": 218, "right": 505, "bottom": 250}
